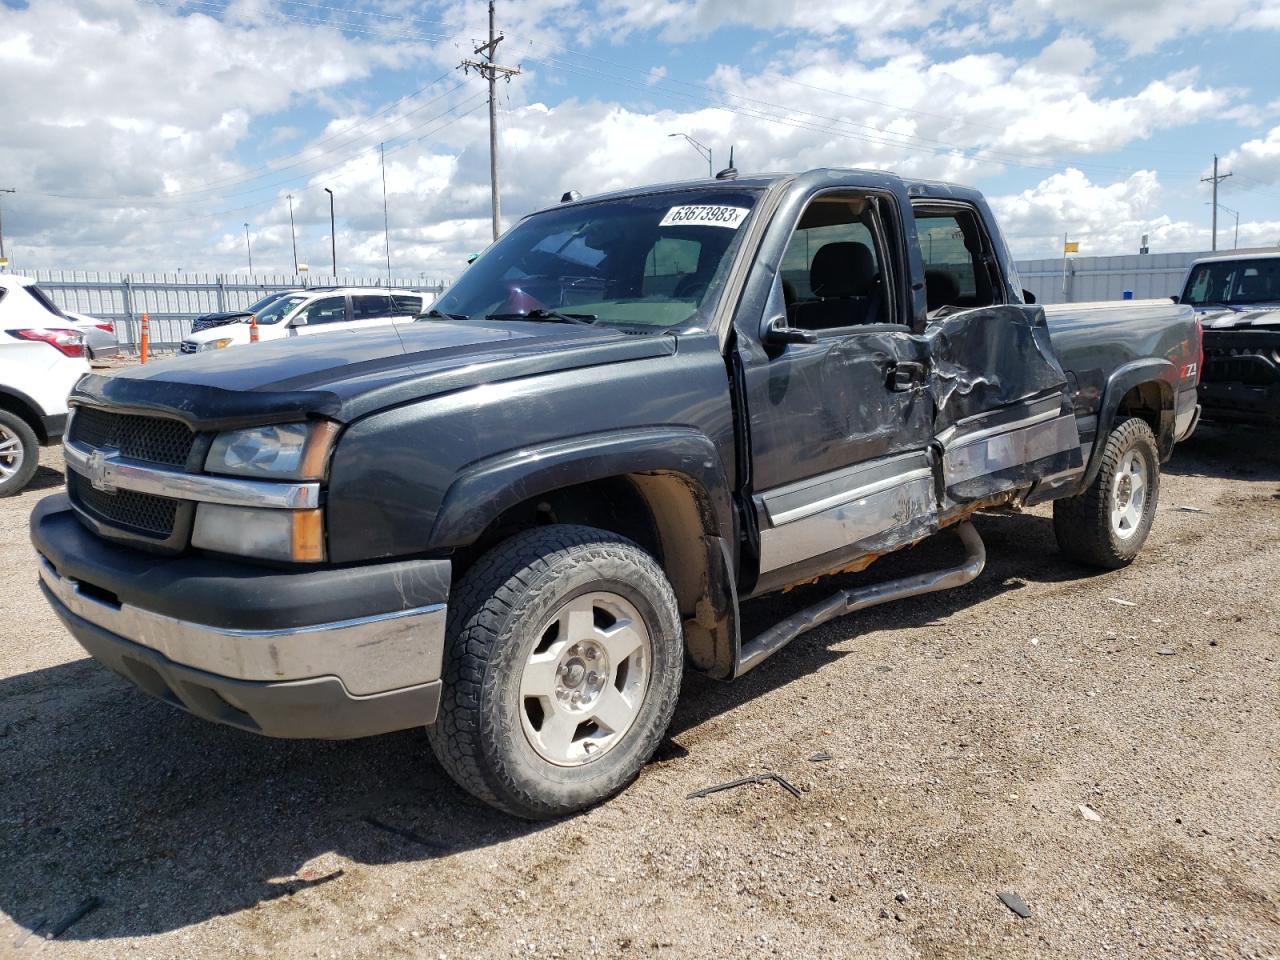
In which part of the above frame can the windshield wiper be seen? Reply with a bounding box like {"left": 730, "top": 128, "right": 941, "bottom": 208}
{"left": 485, "top": 309, "right": 597, "bottom": 325}
{"left": 422, "top": 308, "right": 470, "bottom": 321}
{"left": 1196, "top": 301, "right": 1242, "bottom": 312}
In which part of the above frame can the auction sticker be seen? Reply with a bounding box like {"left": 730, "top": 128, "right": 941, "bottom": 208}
{"left": 658, "top": 205, "right": 749, "bottom": 229}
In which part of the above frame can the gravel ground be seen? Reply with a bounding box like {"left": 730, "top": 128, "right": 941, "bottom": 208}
{"left": 1, "top": 425, "right": 1278, "bottom": 959}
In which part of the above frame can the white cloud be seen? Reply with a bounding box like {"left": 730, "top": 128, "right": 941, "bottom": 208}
{"left": 991, "top": 168, "right": 1280, "bottom": 257}
{"left": 1221, "top": 124, "right": 1280, "bottom": 186}
{"left": 0, "top": 0, "right": 1272, "bottom": 280}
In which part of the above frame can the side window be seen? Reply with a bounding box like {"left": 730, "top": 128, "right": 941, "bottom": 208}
{"left": 351, "top": 294, "right": 391, "bottom": 320}
{"left": 779, "top": 195, "right": 893, "bottom": 332}
{"left": 296, "top": 296, "right": 347, "bottom": 325}
{"left": 913, "top": 206, "right": 1000, "bottom": 312}
{"left": 641, "top": 237, "right": 702, "bottom": 297}
{"left": 390, "top": 293, "right": 423, "bottom": 315}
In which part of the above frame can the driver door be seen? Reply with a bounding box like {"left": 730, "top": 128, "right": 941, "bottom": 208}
{"left": 735, "top": 189, "right": 939, "bottom": 594}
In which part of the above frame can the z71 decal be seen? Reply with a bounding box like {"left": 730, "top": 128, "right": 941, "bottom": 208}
{"left": 658, "top": 205, "right": 749, "bottom": 229}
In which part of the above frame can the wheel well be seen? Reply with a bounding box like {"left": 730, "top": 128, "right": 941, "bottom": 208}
{"left": 0, "top": 391, "right": 47, "bottom": 443}
{"left": 454, "top": 472, "right": 736, "bottom": 678}
{"left": 1116, "top": 380, "right": 1174, "bottom": 457}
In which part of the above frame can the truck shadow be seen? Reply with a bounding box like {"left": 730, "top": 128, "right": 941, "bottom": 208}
{"left": 1164, "top": 421, "right": 1280, "bottom": 482}
{"left": 0, "top": 511, "right": 1102, "bottom": 944}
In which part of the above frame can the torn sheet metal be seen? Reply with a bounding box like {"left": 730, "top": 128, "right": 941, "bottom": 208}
{"left": 925, "top": 305, "right": 1069, "bottom": 428}
{"left": 924, "top": 305, "right": 1083, "bottom": 504}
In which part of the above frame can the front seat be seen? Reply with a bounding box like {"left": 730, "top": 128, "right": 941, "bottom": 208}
{"left": 924, "top": 269, "right": 961, "bottom": 311}
{"left": 790, "top": 241, "right": 879, "bottom": 330}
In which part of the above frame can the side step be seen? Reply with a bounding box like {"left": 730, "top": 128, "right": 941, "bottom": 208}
{"left": 734, "top": 521, "right": 986, "bottom": 676}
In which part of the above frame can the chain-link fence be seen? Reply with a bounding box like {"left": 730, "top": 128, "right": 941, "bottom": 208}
{"left": 26, "top": 271, "right": 448, "bottom": 355}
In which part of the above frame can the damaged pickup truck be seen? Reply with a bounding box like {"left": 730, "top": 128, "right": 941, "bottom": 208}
{"left": 32, "top": 169, "right": 1200, "bottom": 818}
{"left": 1177, "top": 251, "right": 1280, "bottom": 427}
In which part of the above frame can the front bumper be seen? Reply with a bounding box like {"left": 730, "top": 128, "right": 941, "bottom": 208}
{"left": 32, "top": 495, "right": 451, "bottom": 739}
{"left": 1198, "top": 381, "right": 1280, "bottom": 427}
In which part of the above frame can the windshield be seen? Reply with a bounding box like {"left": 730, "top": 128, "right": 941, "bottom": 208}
{"left": 1182, "top": 258, "right": 1280, "bottom": 306}
{"left": 254, "top": 294, "right": 308, "bottom": 325}
{"left": 248, "top": 291, "right": 289, "bottom": 312}
{"left": 430, "top": 188, "right": 763, "bottom": 328}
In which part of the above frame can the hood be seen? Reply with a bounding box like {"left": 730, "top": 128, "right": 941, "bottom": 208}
{"left": 71, "top": 319, "right": 676, "bottom": 430}
{"left": 195, "top": 311, "right": 251, "bottom": 322}
{"left": 1197, "top": 304, "right": 1280, "bottom": 330}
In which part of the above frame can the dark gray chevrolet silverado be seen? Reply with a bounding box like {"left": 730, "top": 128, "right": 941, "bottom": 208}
{"left": 1176, "top": 251, "right": 1280, "bottom": 427}
{"left": 32, "top": 169, "right": 1201, "bottom": 818}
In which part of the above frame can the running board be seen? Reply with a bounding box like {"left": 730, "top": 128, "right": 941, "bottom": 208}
{"left": 734, "top": 521, "right": 987, "bottom": 676}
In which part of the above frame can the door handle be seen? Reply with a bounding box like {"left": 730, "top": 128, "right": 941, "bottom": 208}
{"left": 890, "top": 361, "right": 927, "bottom": 391}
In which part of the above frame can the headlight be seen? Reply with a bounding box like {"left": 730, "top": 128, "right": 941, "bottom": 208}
{"left": 199, "top": 338, "right": 234, "bottom": 351}
{"left": 205, "top": 421, "right": 339, "bottom": 480}
{"left": 192, "top": 504, "right": 325, "bottom": 562}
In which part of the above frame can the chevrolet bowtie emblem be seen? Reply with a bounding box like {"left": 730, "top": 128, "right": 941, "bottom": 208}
{"left": 86, "top": 448, "right": 117, "bottom": 493}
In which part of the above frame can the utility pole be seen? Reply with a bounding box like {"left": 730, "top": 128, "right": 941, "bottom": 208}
{"left": 381, "top": 142, "right": 391, "bottom": 282}
{"left": 1201, "top": 154, "right": 1232, "bottom": 252}
{"left": 0, "top": 188, "right": 15, "bottom": 268}
{"left": 286, "top": 193, "right": 299, "bottom": 273}
{"left": 244, "top": 222, "right": 254, "bottom": 274}
{"left": 461, "top": 1, "right": 520, "bottom": 241}
{"left": 323, "top": 187, "right": 336, "bottom": 276}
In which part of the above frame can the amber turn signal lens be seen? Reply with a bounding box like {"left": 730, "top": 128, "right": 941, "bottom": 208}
{"left": 290, "top": 508, "right": 325, "bottom": 563}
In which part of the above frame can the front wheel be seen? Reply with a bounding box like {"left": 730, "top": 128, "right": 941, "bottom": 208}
{"left": 428, "top": 525, "right": 683, "bottom": 819}
{"left": 1053, "top": 416, "right": 1161, "bottom": 569}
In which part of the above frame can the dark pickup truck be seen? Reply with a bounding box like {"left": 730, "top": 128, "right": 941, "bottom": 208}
{"left": 1176, "top": 251, "right": 1280, "bottom": 427}
{"left": 32, "top": 169, "right": 1200, "bottom": 818}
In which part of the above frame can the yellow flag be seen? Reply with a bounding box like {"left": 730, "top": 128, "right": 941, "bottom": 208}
{"left": 1063, "top": 241, "right": 1080, "bottom": 254}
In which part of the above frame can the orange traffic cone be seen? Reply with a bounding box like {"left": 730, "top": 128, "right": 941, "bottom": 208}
{"left": 139, "top": 313, "right": 150, "bottom": 364}
{"left": 250, "top": 314, "right": 259, "bottom": 343}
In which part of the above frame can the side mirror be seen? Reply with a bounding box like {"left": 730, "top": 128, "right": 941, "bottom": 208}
{"left": 291, "top": 313, "right": 308, "bottom": 327}
{"left": 761, "top": 315, "right": 817, "bottom": 345}
{"left": 1022, "top": 288, "right": 1037, "bottom": 304}
{"left": 1170, "top": 295, "right": 1180, "bottom": 303}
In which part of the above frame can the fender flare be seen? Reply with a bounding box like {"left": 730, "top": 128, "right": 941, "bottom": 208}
{"left": 429, "top": 426, "right": 735, "bottom": 550}
{"left": 1080, "top": 358, "right": 1176, "bottom": 490}
{"left": 0, "top": 385, "right": 51, "bottom": 442}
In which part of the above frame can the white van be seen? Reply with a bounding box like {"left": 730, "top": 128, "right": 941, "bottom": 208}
{"left": 179, "top": 288, "right": 425, "bottom": 354}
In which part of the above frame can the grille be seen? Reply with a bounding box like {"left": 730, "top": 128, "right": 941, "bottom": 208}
{"left": 69, "top": 472, "right": 180, "bottom": 538}
{"left": 180, "top": 341, "right": 198, "bottom": 353}
{"left": 72, "top": 407, "right": 195, "bottom": 467}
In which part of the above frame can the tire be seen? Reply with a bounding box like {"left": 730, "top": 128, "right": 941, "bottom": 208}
{"left": 0, "top": 410, "right": 40, "bottom": 497}
{"left": 428, "top": 524, "right": 683, "bottom": 819}
{"left": 1053, "top": 416, "right": 1161, "bottom": 569}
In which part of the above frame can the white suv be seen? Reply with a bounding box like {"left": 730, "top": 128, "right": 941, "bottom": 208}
{"left": 179, "top": 288, "right": 425, "bottom": 354}
{"left": 0, "top": 275, "right": 91, "bottom": 495}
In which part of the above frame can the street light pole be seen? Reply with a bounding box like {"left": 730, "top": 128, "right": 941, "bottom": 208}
{"left": 0, "top": 188, "right": 15, "bottom": 268}
{"left": 668, "top": 133, "right": 712, "bottom": 177}
{"left": 244, "top": 222, "right": 253, "bottom": 275}
{"left": 323, "top": 187, "right": 336, "bottom": 276}
{"left": 1204, "top": 201, "right": 1242, "bottom": 250}
{"left": 286, "top": 193, "right": 299, "bottom": 273}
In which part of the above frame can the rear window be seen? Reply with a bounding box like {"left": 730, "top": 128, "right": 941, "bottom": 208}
{"left": 391, "top": 293, "right": 423, "bottom": 314}
{"left": 25, "top": 284, "right": 68, "bottom": 319}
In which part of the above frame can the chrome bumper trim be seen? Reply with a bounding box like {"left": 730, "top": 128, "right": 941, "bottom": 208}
{"left": 39, "top": 558, "right": 447, "bottom": 696}
{"left": 63, "top": 438, "right": 320, "bottom": 509}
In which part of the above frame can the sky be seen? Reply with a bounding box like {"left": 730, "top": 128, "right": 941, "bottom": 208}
{"left": 1, "top": 0, "right": 1279, "bottom": 281}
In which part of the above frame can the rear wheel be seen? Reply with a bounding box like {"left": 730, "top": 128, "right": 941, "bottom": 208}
{"left": 0, "top": 410, "right": 39, "bottom": 497}
{"left": 428, "top": 525, "right": 683, "bottom": 819}
{"left": 1053, "top": 417, "right": 1161, "bottom": 569}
